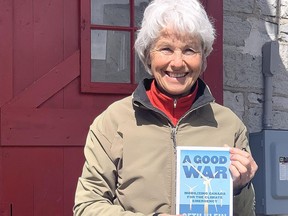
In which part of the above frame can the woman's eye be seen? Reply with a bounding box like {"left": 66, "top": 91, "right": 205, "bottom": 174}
{"left": 160, "top": 48, "right": 173, "bottom": 55}
{"left": 184, "top": 48, "right": 196, "bottom": 55}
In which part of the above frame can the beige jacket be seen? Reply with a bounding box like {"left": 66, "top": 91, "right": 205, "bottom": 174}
{"left": 73, "top": 79, "right": 256, "bottom": 216}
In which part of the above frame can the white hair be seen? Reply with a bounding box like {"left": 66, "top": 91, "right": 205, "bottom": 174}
{"left": 134, "top": 0, "right": 216, "bottom": 75}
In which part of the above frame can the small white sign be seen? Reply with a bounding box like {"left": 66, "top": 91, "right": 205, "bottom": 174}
{"left": 279, "top": 157, "right": 288, "bottom": 181}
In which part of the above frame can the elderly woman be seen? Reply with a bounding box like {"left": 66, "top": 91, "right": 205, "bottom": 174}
{"left": 73, "top": 0, "right": 258, "bottom": 215}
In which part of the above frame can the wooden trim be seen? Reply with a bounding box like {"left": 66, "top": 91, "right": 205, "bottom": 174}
{"left": 0, "top": 0, "right": 13, "bottom": 107}
{"left": 81, "top": 0, "right": 139, "bottom": 94}
{"left": 91, "top": 25, "right": 137, "bottom": 31}
{"left": 80, "top": 0, "right": 91, "bottom": 93}
{"left": 2, "top": 51, "right": 80, "bottom": 110}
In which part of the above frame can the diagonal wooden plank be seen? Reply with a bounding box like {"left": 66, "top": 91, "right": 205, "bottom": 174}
{"left": 2, "top": 50, "right": 80, "bottom": 110}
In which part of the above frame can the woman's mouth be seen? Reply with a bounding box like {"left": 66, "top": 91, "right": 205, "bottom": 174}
{"left": 166, "top": 72, "right": 188, "bottom": 78}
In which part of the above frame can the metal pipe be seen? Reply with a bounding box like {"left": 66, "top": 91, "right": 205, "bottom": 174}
{"left": 262, "top": 0, "right": 281, "bottom": 129}
{"left": 263, "top": 73, "right": 273, "bottom": 129}
{"left": 262, "top": 41, "right": 279, "bottom": 129}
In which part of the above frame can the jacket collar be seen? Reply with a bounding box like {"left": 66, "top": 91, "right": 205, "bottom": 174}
{"left": 132, "top": 78, "right": 215, "bottom": 112}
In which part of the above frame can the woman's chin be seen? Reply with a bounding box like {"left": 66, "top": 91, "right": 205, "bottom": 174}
{"left": 163, "top": 87, "right": 190, "bottom": 97}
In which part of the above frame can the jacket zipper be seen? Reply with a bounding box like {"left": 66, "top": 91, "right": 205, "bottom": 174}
{"left": 171, "top": 127, "right": 177, "bottom": 146}
{"left": 170, "top": 101, "right": 211, "bottom": 214}
{"left": 170, "top": 126, "right": 177, "bottom": 214}
{"left": 173, "top": 99, "right": 177, "bottom": 108}
{"left": 133, "top": 81, "right": 214, "bottom": 214}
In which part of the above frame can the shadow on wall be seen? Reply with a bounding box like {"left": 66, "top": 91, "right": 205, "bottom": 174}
{"left": 223, "top": 0, "right": 288, "bottom": 133}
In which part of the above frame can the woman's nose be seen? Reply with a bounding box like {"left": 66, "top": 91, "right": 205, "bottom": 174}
{"left": 170, "top": 51, "right": 184, "bottom": 68}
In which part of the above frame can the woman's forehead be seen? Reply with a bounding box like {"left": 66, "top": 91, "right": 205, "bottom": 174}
{"left": 155, "top": 28, "right": 202, "bottom": 45}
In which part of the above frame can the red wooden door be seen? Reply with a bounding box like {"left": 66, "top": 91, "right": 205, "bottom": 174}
{"left": 202, "top": 0, "right": 223, "bottom": 104}
{"left": 0, "top": 0, "right": 222, "bottom": 215}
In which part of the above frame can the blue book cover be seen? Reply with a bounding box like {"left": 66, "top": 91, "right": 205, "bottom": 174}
{"left": 176, "top": 146, "right": 233, "bottom": 216}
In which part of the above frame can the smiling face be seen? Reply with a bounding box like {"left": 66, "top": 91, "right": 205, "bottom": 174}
{"left": 149, "top": 28, "right": 205, "bottom": 97}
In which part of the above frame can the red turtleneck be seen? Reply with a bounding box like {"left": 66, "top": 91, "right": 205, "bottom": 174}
{"left": 146, "top": 80, "right": 198, "bottom": 126}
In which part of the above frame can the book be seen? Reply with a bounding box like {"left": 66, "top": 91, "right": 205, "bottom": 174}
{"left": 176, "top": 146, "right": 233, "bottom": 216}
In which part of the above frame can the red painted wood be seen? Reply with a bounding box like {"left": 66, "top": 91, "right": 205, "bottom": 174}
{"left": 1, "top": 108, "right": 101, "bottom": 146}
{"left": 64, "top": 78, "right": 94, "bottom": 109}
{"left": 1, "top": 147, "right": 84, "bottom": 216}
{"left": 82, "top": 82, "right": 138, "bottom": 94}
{"left": 33, "top": 149, "right": 64, "bottom": 216}
{"left": 0, "top": 202, "right": 11, "bottom": 216}
{"left": 13, "top": 0, "right": 35, "bottom": 96}
{"left": 1, "top": 147, "right": 72, "bottom": 216}
{"left": 202, "top": 0, "right": 223, "bottom": 104}
{"left": 33, "top": 0, "right": 64, "bottom": 80}
{"left": 0, "top": 149, "right": 6, "bottom": 215}
{"left": 62, "top": 78, "right": 125, "bottom": 109}
{"left": 63, "top": 147, "right": 85, "bottom": 216}
{"left": 2, "top": 51, "right": 80, "bottom": 110}
{"left": 2, "top": 147, "right": 35, "bottom": 216}
{"left": 0, "top": 0, "right": 13, "bottom": 106}
{"left": 40, "top": 88, "right": 65, "bottom": 108}
{"left": 63, "top": 0, "right": 79, "bottom": 58}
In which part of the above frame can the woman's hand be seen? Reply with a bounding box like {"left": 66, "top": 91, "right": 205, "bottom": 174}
{"left": 229, "top": 147, "right": 258, "bottom": 193}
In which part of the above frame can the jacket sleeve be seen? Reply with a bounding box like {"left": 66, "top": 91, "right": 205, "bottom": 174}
{"left": 233, "top": 184, "right": 256, "bottom": 216}
{"left": 232, "top": 124, "right": 256, "bottom": 216}
{"left": 73, "top": 115, "right": 153, "bottom": 216}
